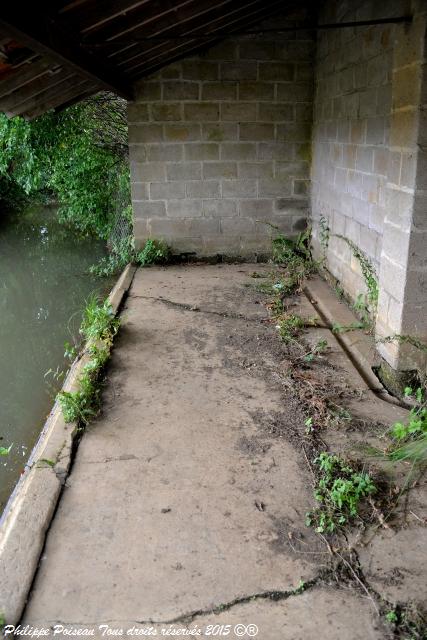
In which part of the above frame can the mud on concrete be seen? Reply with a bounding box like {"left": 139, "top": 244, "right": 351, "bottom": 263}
{"left": 17, "top": 264, "right": 426, "bottom": 639}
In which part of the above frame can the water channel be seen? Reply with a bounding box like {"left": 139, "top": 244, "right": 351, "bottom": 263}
{"left": 0, "top": 206, "right": 112, "bottom": 512}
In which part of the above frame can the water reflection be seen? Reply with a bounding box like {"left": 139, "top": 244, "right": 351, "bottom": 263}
{"left": 0, "top": 206, "right": 112, "bottom": 511}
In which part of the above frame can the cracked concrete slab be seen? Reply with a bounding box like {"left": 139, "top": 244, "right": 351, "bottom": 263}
{"left": 21, "top": 265, "right": 389, "bottom": 635}
{"left": 358, "top": 525, "right": 427, "bottom": 611}
{"left": 19, "top": 587, "right": 386, "bottom": 639}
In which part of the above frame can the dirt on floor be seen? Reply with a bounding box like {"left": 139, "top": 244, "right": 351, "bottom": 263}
{"left": 19, "top": 264, "right": 426, "bottom": 639}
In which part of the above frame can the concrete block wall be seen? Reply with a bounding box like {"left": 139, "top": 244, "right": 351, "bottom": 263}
{"left": 376, "top": 3, "right": 427, "bottom": 370}
{"left": 128, "top": 25, "right": 315, "bottom": 256}
{"left": 311, "top": 0, "right": 397, "bottom": 301}
{"left": 312, "top": 0, "right": 427, "bottom": 371}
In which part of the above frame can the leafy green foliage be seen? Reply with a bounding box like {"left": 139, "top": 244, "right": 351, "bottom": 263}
{"left": 80, "top": 297, "right": 120, "bottom": 343}
{"left": 388, "top": 387, "right": 427, "bottom": 464}
{"left": 136, "top": 238, "right": 171, "bottom": 266}
{"left": 0, "top": 93, "right": 129, "bottom": 240}
{"left": 265, "top": 227, "right": 317, "bottom": 301}
{"left": 272, "top": 227, "right": 312, "bottom": 267}
{"left": 90, "top": 233, "right": 134, "bottom": 277}
{"left": 58, "top": 299, "right": 120, "bottom": 424}
{"left": 58, "top": 387, "right": 97, "bottom": 425}
{"left": 91, "top": 236, "right": 172, "bottom": 277}
{"left": 306, "top": 452, "right": 377, "bottom": 533}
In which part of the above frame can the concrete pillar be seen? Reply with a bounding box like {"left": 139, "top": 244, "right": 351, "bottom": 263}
{"left": 376, "top": 4, "right": 427, "bottom": 372}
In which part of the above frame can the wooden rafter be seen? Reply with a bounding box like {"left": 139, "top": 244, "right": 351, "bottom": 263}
{"left": 0, "top": 0, "right": 318, "bottom": 118}
{"left": 0, "top": 7, "right": 133, "bottom": 99}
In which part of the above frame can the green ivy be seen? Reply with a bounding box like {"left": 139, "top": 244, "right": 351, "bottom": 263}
{"left": 334, "top": 235, "right": 379, "bottom": 309}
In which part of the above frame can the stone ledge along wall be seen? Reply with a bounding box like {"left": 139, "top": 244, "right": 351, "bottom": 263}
{"left": 312, "top": 0, "right": 427, "bottom": 374}
{"left": 128, "top": 18, "right": 315, "bottom": 257}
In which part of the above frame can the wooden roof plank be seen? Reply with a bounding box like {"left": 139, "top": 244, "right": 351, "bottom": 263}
{"left": 107, "top": 0, "right": 264, "bottom": 66}
{"left": 0, "top": 58, "right": 57, "bottom": 99}
{"left": 0, "top": 70, "right": 76, "bottom": 112}
{"left": 122, "top": 0, "right": 285, "bottom": 76}
{"left": 11, "top": 76, "right": 93, "bottom": 117}
{"left": 24, "top": 80, "right": 97, "bottom": 119}
{"left": 81, "top": 0, "right": 200, "bottom": 45}
{"left": 66, "top": 1, "right": 154, "bottom": 35}
{"left": 0, "top": 8, "right": 133, "bottom": 99}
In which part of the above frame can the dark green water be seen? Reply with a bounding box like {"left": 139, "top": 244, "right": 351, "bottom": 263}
{"left": 0, "top": 207, "right": 112, "bottom": 512}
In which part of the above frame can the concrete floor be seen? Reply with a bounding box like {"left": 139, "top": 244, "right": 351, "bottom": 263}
{"left": 22, "top": 265, "right": 388, "bottom": 638}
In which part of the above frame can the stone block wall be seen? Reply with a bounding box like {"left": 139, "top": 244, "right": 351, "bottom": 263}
{"left": 128, "top": 26, "right": 315, "bottom": 256}
{"left": 312, "top": 0, "right": 427, "bottom": 371}
{"left": 311, "top": 0, "right": 398, "bottom": 301}
{"left": 376, "top": 3, "right": 427, "bottom": 371}
{"left": 127, "top": 0, "right": 427, "bottom": 373}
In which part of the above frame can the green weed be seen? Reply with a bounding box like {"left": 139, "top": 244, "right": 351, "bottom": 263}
{"left": 272, "top": 227, "right": 311, "bottom": 265}
{"left": 353, "top": 293, "right": 372, "bottom": 327}
{"left": 57, "top": 299, "right": 120, "bottom": 425}
{"left": 136, "top": 238, "right": 171, "bottom": 266}
{"left": 319, "top": 215, "right": 330, "bottom": 253}
{"left": 91, "top": 236, "right": 171, "bottom": 277}
{"left": 38, "top": 458, "right": 56, "bottom": 468}
{"left": 278, "top": 314, "right": 306, "bottom": 344}
{"left": 80, "top": 297, "right": 120, "bottom": 343}
{"left": 58, "top": 387, "right": 98, "bottom": 425}
{"left": 291, "top": 580, "right": 308, "bottom": 595}
{"left": 64, "top": 341, "right": 78, "bottom": 361}
{"left": 378, "top": 333, "right": 427, "bottom": 354}
{"left": 90, "top": 235, "right": 134, "bottom": 277}
{"left": 306, "top": 452, "right": 377, "bottom": 533}
{"left": 388, "top": 387, "right": 427, "bottom": 464}
{"left": 383, "top": 604, "right": 426, "bottom": 640}
{"left": 303, "top": 338, "right": 328, "bottom": 362}
{"left": 386, "top": 610, "right": 398, "bottom": 624}
{"left": 332, "top": 321, "right": 366, "bottom": 334}
{"left": 334, "top": 235, "right": 378, "bottom": 309}
{"left": 0, "top": 444, "right": 12, "bottom": 456}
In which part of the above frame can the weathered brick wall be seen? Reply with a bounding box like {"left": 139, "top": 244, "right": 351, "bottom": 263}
{"left": 128, "top": 27, "right": 315, "bottom": 256}
{"left": 311, "top": 0, "right": 398, "bottom": 301}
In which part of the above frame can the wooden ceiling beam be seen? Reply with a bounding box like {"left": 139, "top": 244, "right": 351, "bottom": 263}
{"left": 0, "top": 8, "right": 133, "bottom": 99}
{"left": 108, "top": 0, "right": 262, "bottom": 65}
{"left": 122, "top": 0, "right": 284, "bottom": 76}
{"left": 1, "top": 71, "right": 75, "bottom": 112}
{"left": 11, "top": 76, "right": 92, "bottom": 117}
{"left": 0, "top": 58, "right": 56, "bottom": 99}
{"left": 66, "top": 1, "right": 154, "bottom": 35}
{"left": 81, "top": 0, "right": 201, "bottom": 44}
{"left": 24, "top": 80, "right": 97, "bottom": 119}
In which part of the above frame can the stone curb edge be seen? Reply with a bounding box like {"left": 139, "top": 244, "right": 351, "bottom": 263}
{"left": 303, "top": 275, "right": 405, "bottom": 406}
{"left": 0, "top": 263, "right": 137, "bottom": 625}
